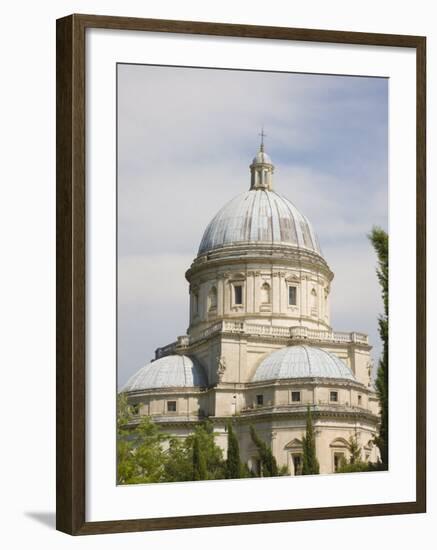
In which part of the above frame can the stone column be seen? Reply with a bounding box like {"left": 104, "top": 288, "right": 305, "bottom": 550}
{"left": 238, "top": 338, "right": 248, "bottom": 383}
{"left": 253, "top": 271, "right": 260, "bottom": 313}
{"left": 301, "top": 275, "right": 308, "bottom": 318}
{"left": 246, "top": 271, "right": 254, "bottom": 313}
{"left": 272, "top": 271, "right": 280, "bottom": 313}
{"left": 217, "top": 276, "right": 224, "bottom": 317}
{"left": 280, "top": 272, "right": 288, "bottom": 315}
{"left": 223, "top": 273, "right": 230, "bottom": 315}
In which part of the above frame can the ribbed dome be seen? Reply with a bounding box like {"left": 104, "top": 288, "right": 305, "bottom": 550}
{"left": 121, "top": 355, "right": 207, "bottom": 392}
{"left": 252, "top": 346, "right": 355, "bottom": 382}
{"left": 252, "top": 150, "right": 272, "bottom": 164}
{"left": 198, "top": 189, "right": 321, "bottom": 256}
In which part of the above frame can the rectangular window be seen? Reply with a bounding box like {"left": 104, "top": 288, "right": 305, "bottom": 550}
{"left": 234, "top": 284, "right": 243, "bottom": 305}
{"left": 358, "top": 394, "right": 362, "bottom": 405}
{"left": 288, "top": 285, "right": 297, "bottom": 306}
{"left": 292, "top": 454, "right": 302, "bottom": 475}
{"left": 291, "top": 391, "right": 301, "bottom": 402}
{"left": 330, "top": 391, "right": 338, "bottom": 402}
{"left": 334, "top": 452, "right": 344, "bottom": 472}
{"left": 256, "top": 394, "right": 264, "bottom": 406}
{"left": 130, "top": 403, "right": 140, "bottom": 415}
{"left": 167, "top": 400, "right": 177, "bottom": 412}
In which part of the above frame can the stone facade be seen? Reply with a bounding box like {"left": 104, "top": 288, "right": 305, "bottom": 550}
{"left": 122, "top": 143, "right": 380, "bottom": 475}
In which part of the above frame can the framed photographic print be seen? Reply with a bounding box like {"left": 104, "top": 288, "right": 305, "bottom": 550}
{"left": 56, "top": 14, "right": 426, "bottom": 535}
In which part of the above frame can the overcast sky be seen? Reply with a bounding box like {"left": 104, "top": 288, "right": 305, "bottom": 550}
{"left": 117, "top": 64, "right": 388, "bottom": 387}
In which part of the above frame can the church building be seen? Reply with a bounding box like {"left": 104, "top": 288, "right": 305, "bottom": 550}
{"left": 121, "top": 139, "right": 380, "bottom": 475}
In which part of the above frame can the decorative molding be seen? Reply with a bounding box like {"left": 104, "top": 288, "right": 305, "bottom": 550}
{"left": 216, "top": 355, "right": 227, "bottom": 383}
{"left": 229, "top": 272, "right": 246, "bottom": 281}
{"left": 284, "top": 438, "right": 303, "bottom": 450}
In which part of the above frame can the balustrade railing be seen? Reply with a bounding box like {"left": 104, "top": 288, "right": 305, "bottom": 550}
{"left": 156, "top": 321, "right": 368, "bottom": 358}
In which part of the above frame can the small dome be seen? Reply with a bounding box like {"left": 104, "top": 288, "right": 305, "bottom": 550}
{"left": 121, "top": 355, "right": 207, "bottom": 392}
{"left": 252, "top": 150, "right": 272, "bottom": 165}
{"left": 198, "top": 189, "right": 321, "bottom": 256}
{"left": 252, "top": 345, "right": 355, "bottom": 382}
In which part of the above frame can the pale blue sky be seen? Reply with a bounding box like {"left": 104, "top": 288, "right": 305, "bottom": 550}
{"left": 117, "top": 64, "right": 388, "bottom": 387}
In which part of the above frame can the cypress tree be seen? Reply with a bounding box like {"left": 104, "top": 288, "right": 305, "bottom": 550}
{"left": 302, "top": 405, "right": 320, "bottom": 475}
{"left": 250, "top": 425, "right": 279, "bottom": 477}
{"left": 226, "top": 422, "right": 242, "bottom": 479}
{"left": 348, "top": 433, "right": 362, "bottom": 465}
{"left": 192, "top": 433, "right": 207, "bottom": 481}
{"left": 369, "top": 227, "right": 388, "bottom": 469}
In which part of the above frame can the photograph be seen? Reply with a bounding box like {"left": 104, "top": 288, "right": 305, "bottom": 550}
{"left": 116, "top": 63, "right": 389, "bottom": 484}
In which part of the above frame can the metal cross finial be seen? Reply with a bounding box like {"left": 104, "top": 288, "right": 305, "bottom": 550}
{"left": 259, "top": 127, "right": 267, "bottom": 151}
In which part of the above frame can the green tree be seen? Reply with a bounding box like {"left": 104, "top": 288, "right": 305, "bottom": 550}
{"left": 192, "top": 432, "right": 208, "bottom": 480}
{"left": 250, "top": 425, "right": 279, "bottom": 477}
{"left": 163, "top": 420, "right": 226, "bottom": 482}
{"left": 336, "top": 460, "right": 371, "bottom": 473}
{"left": 226, "top": 422, "right": 242, "bottom": 479}
{"left": 302, "top": 405, "right": 320, "bottom": 475}
{"left": 369, "top": 227, "right": 389, "bottom": 469}
{"left": 163, "top": 437, "right": 193, "bottom": 482}
{"left": 335, "top": 434, "right": 370, "bottom": 473}
{"left": 348, "top": 434, "right": 362, "bottom": 465}
{"left": 117, "top": 393, "right": 168, "bottom": 484}
{"left": 193, "top": 421, "right": 226, "bottom": 480}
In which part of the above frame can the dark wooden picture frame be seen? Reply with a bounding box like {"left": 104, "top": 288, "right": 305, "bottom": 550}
{"left": 56, "top": 13, "right": 426, "bottom": 535}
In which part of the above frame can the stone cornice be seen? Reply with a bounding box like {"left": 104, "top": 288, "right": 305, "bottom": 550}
{"left": 140, "top": 407, "right": 380, "bottom": 429}
{"left": 123, "top": 376, "right": 376, "bottom": 399}
{"left": 122, "top": 386, "right": 212, "bottom": 398}
{"left": 186, "top": 244, "right": 334, "bottom": 282}
{"left": 216, "top": 407, "right": 380, "bottom": 425}
{"left": 246, "top": 376, "right": 371, "bottom": 392}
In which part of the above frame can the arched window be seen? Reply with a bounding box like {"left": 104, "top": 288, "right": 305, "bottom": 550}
{"left": 261, "top": 282, "right": 271, "bottom": 304}
{"left": 208, "top": 286, "right": 217, "bottom": 311}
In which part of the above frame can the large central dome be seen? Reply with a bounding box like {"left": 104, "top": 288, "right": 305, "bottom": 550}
{"left": 198, "top": 143, "right": 322, "bottom": 257}
{"left": 198, "top": 188, "right": 321, "bottom": 256}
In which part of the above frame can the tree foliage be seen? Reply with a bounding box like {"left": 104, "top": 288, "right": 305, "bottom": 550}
{"left": 118, "top": 395, "right": 290, "bottom": 483}
{"left": 117, "top": 393, "right": 168, "bottom": 484}
{"left": 226, "top": 422, "right": 242, "bottom": 479}
{"left": 302, "top": 405, "right": 320, "bottom": 475}
{"left": 164, "top": 420, "right": 226, "bottom": 482}
{"left": 117, "top": 395, "right": 227, "bottom": 484}
{"left": 335, "top": 434, "right": 370, "bottom": 474}
{"left": 192, "top": 432, "right": 208, "bottom": 480}
{"left": 336, "top": 460, "right": 371, "bottom": 473}
{"left": 249, "top": 425, "right": 282, "bottom": 477}
{"left": 348, "top": 434, "right": 362, "bottom": 465}
{"left": 368, "top": 227, "right": 389, "bottom": 469}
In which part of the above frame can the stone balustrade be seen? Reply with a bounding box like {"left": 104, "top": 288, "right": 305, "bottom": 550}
{"left": 156, "top": 321, "right": 368, "bottom": 358}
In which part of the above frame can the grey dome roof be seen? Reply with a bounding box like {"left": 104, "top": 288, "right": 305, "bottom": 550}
{"left": 252, "top": 150, "right": 272, "bottom": 164}
{"left": 252, "top": 345, "right": 355, "bottom": 382}
{"left": 121, "top": 355, "right": 207, "bottom": 392}
{"left": 198, "top": 189, "right": 321, "bottom": 256}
